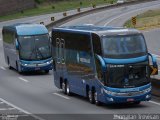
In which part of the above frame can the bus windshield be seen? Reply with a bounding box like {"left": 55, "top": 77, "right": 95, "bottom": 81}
{"left": 18, "top": 34, "right": 51, "bottom": 61}
{"left": 102, "top": 34, "right": 147, "bottom": 58}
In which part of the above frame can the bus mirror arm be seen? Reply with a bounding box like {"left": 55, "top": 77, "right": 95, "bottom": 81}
{"left": 148, "top": 53, "right": 157, "bottom": 67}
{"left": 15, "top": 39, "right": 19, "bottom": 50}
{"left": 148, "top": 53, "right": 158, "bottom": 75}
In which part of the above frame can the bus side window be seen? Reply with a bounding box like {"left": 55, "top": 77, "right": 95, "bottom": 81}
{"left": 4, "top": 30, "right": 15, "bottom": 45}
{"left": 92, "top": 33, "right": 102, "bottom": 55}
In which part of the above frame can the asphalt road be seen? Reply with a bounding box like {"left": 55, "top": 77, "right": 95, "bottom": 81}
{"left": 0, "top": 1, "right": 160, "bottom": 120}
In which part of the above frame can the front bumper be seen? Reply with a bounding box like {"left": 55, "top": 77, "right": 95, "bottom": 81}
{"left": 105, "top": 92, "right": 151, "bottom": 104}
{"left": 103, "top": 84, "right": 151, "bottom": 104}
{"left": 21, "top": 63, "right": 53, "bottom": 71}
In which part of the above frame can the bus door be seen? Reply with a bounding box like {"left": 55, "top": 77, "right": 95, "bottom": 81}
{"left": 56, "top": 38, "right": 66, "bottom": 76}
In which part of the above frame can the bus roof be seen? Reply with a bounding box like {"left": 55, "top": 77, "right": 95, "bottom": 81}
{"left": 53, "top": 25, "right": 141, "bottom": 36}
{"left": 3, "top": 23, "right": 48, "bottom": 36}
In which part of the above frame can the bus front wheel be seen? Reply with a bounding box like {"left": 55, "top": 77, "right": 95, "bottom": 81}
{"left": 7, "top": 57, "right": 11, "bottom": 69}
{"left": 45, "top": 70, "right": 49, "bottom": 74}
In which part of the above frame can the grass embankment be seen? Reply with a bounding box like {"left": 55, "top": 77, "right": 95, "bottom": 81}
{"left": 124, "top": 9, "right": 160, "bottom": 30}
{"left": 0, "top": 0, "right": 116, "bottom": 21}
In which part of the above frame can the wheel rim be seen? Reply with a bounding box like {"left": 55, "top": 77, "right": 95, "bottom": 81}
{"left": 66, "top": 83, "right": 70, "bottom": 94}
{"left": 62, "top": 82, "right": 65, "bottom": 92}
{"left": 94, "top": 92, "right": 97, "bottom": 102}
{"left": 89, "top": 91, "right": 92, "bottom": 102}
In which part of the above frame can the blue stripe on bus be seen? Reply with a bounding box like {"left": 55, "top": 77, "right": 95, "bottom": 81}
{"left": 104, "top": 55, "right": 148, "bottom": 64}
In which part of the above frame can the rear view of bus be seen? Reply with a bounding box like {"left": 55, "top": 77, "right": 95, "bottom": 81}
{"left": 52, "top": 25, "right": 158, "bottom": 105}
{"left": 2, "top": 23, "right": 52, "bottom": 73}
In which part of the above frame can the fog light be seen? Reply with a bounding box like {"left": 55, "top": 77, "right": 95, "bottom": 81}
{"left": 146, "top": 95, "right": 150, "bottom": 99}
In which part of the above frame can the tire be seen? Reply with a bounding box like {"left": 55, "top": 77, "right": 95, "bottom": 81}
{"left": 16, "top": 62, "right": 21, "bottom": 74}
{"left": 66, "top": 81, "right": 71, "bottom": 96}
{"left": 45, "top": 70, "right": 49, "bottom": 74}
{"left": 94, "top": 91, "right": 101, "bottom": 106}
{"left": 62, "top": 81, "right": 67, "bottom": 94}
{"left": 88, "top": 90, "right": 94, "bottom": 104}
{"left": 7, "top": 57, "right": 11, "bottom": 69}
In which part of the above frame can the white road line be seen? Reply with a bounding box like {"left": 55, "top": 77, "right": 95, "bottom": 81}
{"left": 104, "top": 4, "right": 160, "bottom": 26}
{"left": 18, "top": 77, "right": 29, "bottom": 83}
{"left": 0, "top": 98, "right": 30, "bottom": 114}
{"left": 0, "top": 66, "right": 6, "bottom": 71}
{"left": 149, "top": 100, "right": 160, "bottom": 106}
{"left": 0, "top": 98, "right": 45, "bottom": 120}
{"left": 0, "top": 102, "right": 4, "bottom": 104}
{"left": 8, "top": 107, "right": 16, "bottom": 110}
{"left": 0, "top": 108, "right": 8, "bottom": 111}
{"left": 53, "top": 93, "right": 70, "bottom": 100}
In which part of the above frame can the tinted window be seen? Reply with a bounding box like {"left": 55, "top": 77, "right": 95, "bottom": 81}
{"left": 18, "top": 34, "right": 51, "bottom": 60}
{"left": 3, "top": 29, "right": 15, "bottom": 44}
{"left": 92, "top": 33, "right": 102, "bottom": 55}
{"left": 64, "top": 32, "right": 91, "bottom": 52}
{"left": 102, "top": 34, "right": 147, "bottom": 58}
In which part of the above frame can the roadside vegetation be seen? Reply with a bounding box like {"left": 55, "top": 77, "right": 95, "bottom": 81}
{"left": 124, "top": 9, "right": 160, "bottom": 30}
{"left": 0, "top": 0, "right": 116, "bottom": 21}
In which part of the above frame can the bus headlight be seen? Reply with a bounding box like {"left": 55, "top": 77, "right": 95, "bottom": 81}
{"left": 21, "top": 63, "right": 28, "bottom": 66}
{"left": 46, "top": 60, "right": 53, "bottom": 64}
{"left": 143, "top": 87, "right": 151, "bottom": 93}
{"left": 103, "top": 89, "right": 117, "bottom": 96}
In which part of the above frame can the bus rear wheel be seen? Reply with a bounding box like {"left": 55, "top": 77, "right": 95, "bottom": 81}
{"left": 88, "top": 90, "right": 94, "bottom": 104}
{"left": 94, "top": 91, "right": 101, "bottom": 106}
{"left": 66, "top": 81, "right": 71, "bottom": 96}
{"left": 62, "top": 81, "right": 67, "bottom": 94}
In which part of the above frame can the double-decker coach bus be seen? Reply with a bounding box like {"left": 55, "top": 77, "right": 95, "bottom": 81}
{"left": 2, "top": 23, "right": 52, "bottom": 73}
{"left": 51, "top": 25, "right": 158, "bottom": 105}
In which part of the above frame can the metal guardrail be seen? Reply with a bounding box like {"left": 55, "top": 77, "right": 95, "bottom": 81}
{"left": 45, "top": 0, "right": 156, "bottom": 30}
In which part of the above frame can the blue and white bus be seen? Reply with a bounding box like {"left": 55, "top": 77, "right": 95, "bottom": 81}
{"left": 51, "top": 25, "right": 158, "bottom": 105}
{"left": 2, "top": 23, "right": 52, "bottom": 73}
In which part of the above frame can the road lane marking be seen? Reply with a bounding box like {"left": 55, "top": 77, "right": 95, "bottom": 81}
{"left": 104, "top": 4, "right": 160, "bottom": 26}
{"left": 18, "top": 77, "right": 29, "bottom": 83}
{"left": 0, "top": 66, "right": 6, "bottom": 71}
{"left": 0, "top": 98, "right": 30, "bottom": 114}
{"left": 8, "top": 107, "right": 16, "bottom": 110}
{"left": 149, "top": 100, "right": 160, "bottom": 106}
{"left": 0, "top": 107, "right": 16, "bottom": 111}
{"left": 53, "top": 93, "right": 70, "bottom": 100}
{"left": 0, "top": 98, "right": 45, "bottom": 120}
{"left": 0, "top": 108, "right": 8, "bottom": 111}
{"left": 0, "top": 102, "right": 4, "bottom": 104}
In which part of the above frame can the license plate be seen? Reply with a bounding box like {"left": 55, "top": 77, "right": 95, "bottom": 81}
{"left": 127, "top": 98, "right": 134, "bottom": 102}
{"left": 35, "top": 68, "right": 40, "bottom": 70}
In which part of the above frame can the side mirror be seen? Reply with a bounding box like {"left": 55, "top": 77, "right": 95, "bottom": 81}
{"left": 50, "top": 37, "right": 52, "bottom": 43}
{"left": 149, "top": 64, "right": 158, "bottom": 75}
{"left": 15, "top": 39, "right": 19, "bottom": 50}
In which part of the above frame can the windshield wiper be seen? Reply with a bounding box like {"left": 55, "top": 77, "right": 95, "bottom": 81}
{"left": 29, "top": 48, "right": 36, "bottom": 60}
{"left": 36, "top": 48, "right": 45, "bottom": 59}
